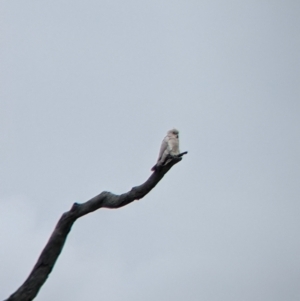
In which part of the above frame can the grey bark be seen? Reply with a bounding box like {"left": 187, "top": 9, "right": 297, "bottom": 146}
{"left": 4, "top": 152, "right": 187, "bottom": 301}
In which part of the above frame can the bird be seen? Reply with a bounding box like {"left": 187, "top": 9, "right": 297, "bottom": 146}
{"left": 151, "top": 129, "right": 180, "bottom": 171}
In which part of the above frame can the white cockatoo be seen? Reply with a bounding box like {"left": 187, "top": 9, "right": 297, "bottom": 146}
{"left": 151, "top": 129, "right": 180, "bottom": 171}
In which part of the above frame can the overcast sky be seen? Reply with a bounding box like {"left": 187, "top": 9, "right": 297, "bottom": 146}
{"left": 1, "top": 1, "right": 299, "bottom": 300}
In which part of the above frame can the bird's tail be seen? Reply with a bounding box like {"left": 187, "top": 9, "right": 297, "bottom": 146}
{"left": 151, "top": 164, "right": 157, "bottom": 171}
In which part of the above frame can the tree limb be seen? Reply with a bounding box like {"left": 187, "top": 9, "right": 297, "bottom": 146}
{"left": 4, "top": 152, "right": 187, "bottom": 301}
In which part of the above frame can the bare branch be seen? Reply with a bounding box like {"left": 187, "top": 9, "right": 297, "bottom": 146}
{"left": 177, "top": 151, "right": 188, "bottom": 157}
{"left": 4, "top": 154, "right": 187, "bottom": 301}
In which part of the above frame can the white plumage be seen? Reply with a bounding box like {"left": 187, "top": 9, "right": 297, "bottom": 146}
{"left": 151, "top": 129, "right": 180, "bottom": 171}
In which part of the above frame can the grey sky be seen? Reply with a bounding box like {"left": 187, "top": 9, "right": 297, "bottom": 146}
{"left": 1, "top": 1, "right": 299, "bottom": 300}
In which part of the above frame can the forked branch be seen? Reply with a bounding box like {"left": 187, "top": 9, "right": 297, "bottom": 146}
{"left": 4, "top": 152, "right": 187, "bottom": 301}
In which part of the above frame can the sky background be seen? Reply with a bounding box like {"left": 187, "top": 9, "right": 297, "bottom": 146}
{"left": 1, "top": 1, "right": 299, "bottom": 300}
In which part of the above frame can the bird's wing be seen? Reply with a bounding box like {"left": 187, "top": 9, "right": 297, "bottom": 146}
{"left": 157, "top": 136, "right": 169, "bottom": 162}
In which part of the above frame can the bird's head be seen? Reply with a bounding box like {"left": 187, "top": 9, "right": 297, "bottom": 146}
{"left": 168, "top": 128, "right": 179, "bottom": 138}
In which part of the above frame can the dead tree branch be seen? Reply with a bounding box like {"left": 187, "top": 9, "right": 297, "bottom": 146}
{"left": 4, "top": 152, "right": 187, "bottom": 301}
